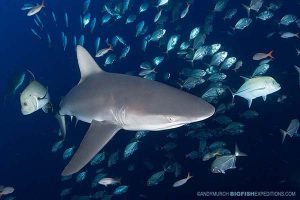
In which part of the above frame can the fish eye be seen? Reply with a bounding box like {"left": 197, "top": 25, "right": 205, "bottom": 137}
{"left": 23, "top": 102, "right": 28, "bottom": 106}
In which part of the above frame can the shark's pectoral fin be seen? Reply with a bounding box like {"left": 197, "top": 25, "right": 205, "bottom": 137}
{"left": 61, "top": 120, "right": 120, "bottom": 176}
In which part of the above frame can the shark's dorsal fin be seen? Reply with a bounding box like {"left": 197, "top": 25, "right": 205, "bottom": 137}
{"left": 77, "top": 45, "right": 103, "bottom": 84}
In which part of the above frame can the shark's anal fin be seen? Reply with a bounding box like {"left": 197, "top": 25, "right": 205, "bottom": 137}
{"left": 61, "top": 120, "right": 121, "bottom": 176}
{"left": 77, "top": 45, "right": 103, "bottom": 84}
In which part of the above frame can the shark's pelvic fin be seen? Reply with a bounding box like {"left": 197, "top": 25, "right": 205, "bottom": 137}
{"left": 61, "top": 120, "right": 121, "bottom": 176}
{"left": 77, "top": 45, "right": 103, "bottom": 84}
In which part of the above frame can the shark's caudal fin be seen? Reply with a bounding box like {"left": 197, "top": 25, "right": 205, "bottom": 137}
{"left": 77, "top": 45, "right": 103, "bottom": 84}
{"left": 62, "top": 120, "right": 121, "bottom": 176}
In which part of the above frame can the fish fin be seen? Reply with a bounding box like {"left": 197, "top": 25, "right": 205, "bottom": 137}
{"left": 26, "top": 69, "right": 36, "bottom": 81}
{"left": 221, "top": 170, "right": 225, "bottom": 174}
{"left": 187, "top": 172, "right": 193, "bottom": 179}
{"left": 235, "top": 144, "right": 247, "bottom": 157}
{"left": 242, "top": 4, "right": 250, "bottom": 17}
{"left": 295, "top": 65, "right": 300, "bottom": 74}
{"left": 240, "top": 76, "right": 249, "bottom": 81}
{"left": 77, "top": 46, "right": 103, "bottom": 84}
{"left": 56, "top": 114, "right": 67, "bottom": 139}
{"left": 280, "top": 129, "right": 288, "bottom": 143}
{"left": 262, "top": 95, "right": 267, "bottom": 101}
{"left": 75, "top": 118, "right": 79, "bottom": 127}
{"left": 42, "top": 102, "right": 52, "bottom": 113}
{"left": 108, "top": 44, "right": 113, "bottom": 51}
{"left": 267, "top": 50, "right": 274, "bottom": 59}
{"left": 227, "top": 87, "right": 235, "bottom": 104}
{"left": 247, "top": 99, "right": 252, "bottom": 108}
{"left": 38, "top": 87, "right": 48, "bottom": 100}
{"left": 62, "top": 120, "right": 121, "bottom": 176}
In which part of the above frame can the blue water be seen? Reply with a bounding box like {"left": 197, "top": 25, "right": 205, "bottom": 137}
{"left": 0, "top": 0, "right": 300, "bottom": 199}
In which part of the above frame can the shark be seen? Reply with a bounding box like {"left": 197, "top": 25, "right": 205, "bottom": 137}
{"left": 59, "top": 46, "right": 215, "bottom": 176}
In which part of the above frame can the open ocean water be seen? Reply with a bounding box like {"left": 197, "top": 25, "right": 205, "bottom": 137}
{"left": 0, "top": 0, "right": 300, "bottom": 199}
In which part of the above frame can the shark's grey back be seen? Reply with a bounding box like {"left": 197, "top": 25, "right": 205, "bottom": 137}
{"left": 60, "top": 72, "right": 214, "bottom": 130}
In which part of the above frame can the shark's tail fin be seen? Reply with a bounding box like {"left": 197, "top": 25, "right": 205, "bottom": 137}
{"left": 235, "top": 144, "right": 247, "bottom": 157}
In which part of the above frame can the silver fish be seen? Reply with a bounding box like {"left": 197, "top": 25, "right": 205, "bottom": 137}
{"left": 220, "top": 57, "right": 237, "bottom": 70}
{"left": 224, "top": 9, "right": 237, "bottom": 20}
{"left": 256, "top": 11, "right": 274, "bottom": 21}
{"left": 104, "top": 54, "right": 116, "bottom": 66}
{"left": 120, "top": 46, "right": 130, "bottom": 59}
{"left": 210, "top": 51, "right": 228, "bottom": 66}
{"left": 279, "top": 14, "right": 297, "bottom": 26}
{"left": 232, "top": 76, "right": 281, "bottom": 108}
{"left": 234, "top": 18, "right": 252, "bottom": 30}
{"left": 211, "top": 145, "right": 247, "bottom": 174}
{"left": 252, "top": 64, "right": 269, "bottom": 77}
{"left": 150, "top": 29, "right": 166, "bottom": 41}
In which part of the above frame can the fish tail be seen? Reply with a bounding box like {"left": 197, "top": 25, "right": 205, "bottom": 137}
{"left": 295, "top": 65, "right": 300, "bottom": 74}
{"left": 41, "top": 1, "right": 45, "bottom": 8}
{"left": 186, "top": 59, "right": 194, "bottom": 67}
{"left": 227, "top": 87, "right": 235, "bottom": 104}
{"left": 242, "top": 4, "right": 250, "bottom": 17}
{"left": 235, "top": 144, "right": 247, "bottom": 157}
{"left": 296, "top": 33, "right": 300, "bottom": 39}
{"left": 26, "top": 69, "right": 36, "bottom": 80}
{"left": 109, "top": 44, "right": 113, "bottom": 51}
{"left": 267, "top": 50, "right": 274, "bottom": 59}
{"left": 280, "top": 129, "right": 288, "bottom": 143}
{"left": 187, "top": 172, "right": 193, "bottom": 179}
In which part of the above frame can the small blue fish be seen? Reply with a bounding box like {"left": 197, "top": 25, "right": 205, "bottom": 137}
{"left": 63, "top": 147, "right": 75, "bottom": 160}
{"left": 113, "top": 185, "right": 129, "bottom": 195}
